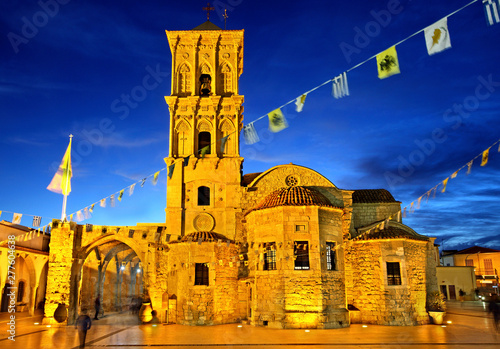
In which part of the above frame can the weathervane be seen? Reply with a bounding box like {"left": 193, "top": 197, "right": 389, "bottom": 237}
{"left": 203, "top": 2, "right": 214, "bottom": 21}
{"left": 223, "top": 9, "right": 228, "bottom": 29}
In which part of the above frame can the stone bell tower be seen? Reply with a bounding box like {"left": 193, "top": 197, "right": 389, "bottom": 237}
{"left": 164, "top": 20, "right": 244, "bottom": 239}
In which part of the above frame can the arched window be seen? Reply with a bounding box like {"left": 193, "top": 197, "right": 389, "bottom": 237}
{"left": 198, "top": 132, "right": 211, "bottom": 155}
{"left": 198, "top": 186, "right": 210, "bottom": 206}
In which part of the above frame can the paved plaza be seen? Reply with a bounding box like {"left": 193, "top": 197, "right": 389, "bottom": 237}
{"left": 1, "top": 301, "right": 499, "bottom": 348}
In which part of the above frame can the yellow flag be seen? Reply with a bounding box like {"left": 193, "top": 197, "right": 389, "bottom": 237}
{"left": 441, "top": 178, "right": 449, "bottom": 193}
{"left": 47, "top": 137, "right": 72, "bottom": 195}
{"left": 481, "top": 148, "right": 490, "bottom": 166}
{"left": 376, "top": 46, "right": 400, "bottom": 79}
{"left": 268, "top": 108, "right": 288, "bottom": 133}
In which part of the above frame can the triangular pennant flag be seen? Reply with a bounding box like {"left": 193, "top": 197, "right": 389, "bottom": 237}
{"left": 268, "top": 108, "right": 288, "bottom": 133}
{"left": 483, "top": 0, "right": 500, "bottom": 26}
{"left": 467, "top": 160, "right": 473, "bottom": 175}
{"left": 168, "top": 164, "right": 175, "bottom": 179}
{"left": 76, "top": 210, "right": 84, "bottom": 222}
{"left": 220, "top": 135, "right": 229, "bottom": 154}
{"left": 498, "top": 142, "right": 500, "bottom": 152}
{"left": 152, "top": 171, "right": 160, "bottom": 185}
{"left": 110, "top": 194, "right": 115, "bottom": 207}
{"left": 100, "top": 198, "right": 106, "bottom": 208}
{"left": 441, "top": 178, "right": 449, "bottom": 193}
{"left": 243, "top": 123, "right": 260, "bottom": 144}
{"left": 200, "top": 146, "right": 210, "bottom": 158}
{"left": 0, "top": 211, "right": 2, "bottom": 219}
{"left": 13, "top": 213, "right": 22, "bottom": 224}
{"left": 24, "top": 233, "right": 28, "bottom": 241}
{"left": 183, "top": 156, "right": 190, "bottom": 167}
{"left": 409, "top": 202, "right": 414, "bottom": 213}
{"left": 376, "top": 46, "right": 400, "bottom": 79}
{"left": 69, "top": 213, "right": 74, "bottom": 221}
{"left": 295, "top": 94, "right": 307, "bottom": 112}
{"left": 451, "top": 170, "right": 458, "bottom": 179}
{"left": 424, "top": 18, "right": 451, "bottom": 55}
{"left": 90, "top": 204, "right": 95, "bottom": 213}
{"left": 32, "top": 216, "right": 41, "bottom": 227}
{"left": 141, "top": 178, "right": 147, "bottom": 187}
{"left": 417, "top": 196, "right": 422, "bottom": 209}
{"left": 84, "top": 207, "right": 90, "bottom": 219}
{"left": 37, "top": 230, "right": 40, "bottom": 238}
{"left": 332, "top": 72, "right": 349, "bottom": 99}
{"left": 118, "top": 189, "right": 124, "bottom": 201}
{"left": 129, "top": 183, "right": 136, "bottom": 196}
{"left": 481, "top": 147, "right": 490, "bottom": 166}
{"left": 397, "top": 210, "right": 401, "bottom": 222}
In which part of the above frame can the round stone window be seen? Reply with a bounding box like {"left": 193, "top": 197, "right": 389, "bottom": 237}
{"left": 193, "top": 213, "right": 215, "bottom": 232}
{"left": 285, "top": 175, "right": 299, "bottom": 187}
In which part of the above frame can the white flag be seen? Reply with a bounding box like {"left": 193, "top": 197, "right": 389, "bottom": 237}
{"left": 129, "top": 183, "right": 136, "bottom": 196}
{"left": 424, "top": 18, "right": 451, "bottom": 55}
{"left": 32, "top": 216, "right": 42, "bottom": 227}
{"left": 332, "top": 72, "right": 349, "bottom": 99}
{"left": 13, "top": 213, "right": 22, "bottom": 224}
{"left": 484, "top": 0, "right": 500, "bottom": 26}
{"left": 76, "top": 210, "right": 84, "bottom": 222}
{"left": 243, "top": 123, "right": 260, "bottom": 145}
{"left": 295, "top": 94, "right": 307, "bottom": 112}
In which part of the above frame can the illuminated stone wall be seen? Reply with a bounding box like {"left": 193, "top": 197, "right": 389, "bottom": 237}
{"left": 164, "top": 241, "right": 239, "bottom": 325}
{"left": 352, "top": 202, "right": 402, "bottom": 229}
{"left": 246, "top": 205, "right": 349, "bottom": 329}
{"left": 345, "top": 239, "right": 434, "bottom": 325}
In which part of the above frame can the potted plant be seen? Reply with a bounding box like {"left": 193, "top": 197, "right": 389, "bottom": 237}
{"left": 427, "top": 291, "right": 447, "bottom": 325}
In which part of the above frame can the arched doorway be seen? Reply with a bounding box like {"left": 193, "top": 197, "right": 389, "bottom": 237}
{"left": 77, "top": 239, "right": 143, "bottom": 320}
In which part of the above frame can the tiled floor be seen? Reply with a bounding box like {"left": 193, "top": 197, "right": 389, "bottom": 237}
{"left": 1, "top": 301, "right": 499, "bottom": 348}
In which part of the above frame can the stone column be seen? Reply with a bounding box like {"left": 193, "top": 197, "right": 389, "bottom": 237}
{"left": 28, "top": 284, "right": 38, "bottom": 316}
{"left": 43, "top": 221, "right": 78, "bottom": 325}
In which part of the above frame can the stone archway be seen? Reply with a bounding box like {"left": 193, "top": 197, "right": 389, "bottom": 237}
{"left": 76, "top": 237, "right": 144, "bottom": 320}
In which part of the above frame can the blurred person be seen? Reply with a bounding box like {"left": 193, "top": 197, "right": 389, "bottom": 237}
{"left": 94, "top": 295, "right": 101, "bottom": 320}
{"left": 488, "top": 293, "right": 500, "bottom": 332}
{"left": 75, "top": 313, "right": 92, "bottom": 348}
{"left": 151, "top": 310, "right": 161, "bottom": 324}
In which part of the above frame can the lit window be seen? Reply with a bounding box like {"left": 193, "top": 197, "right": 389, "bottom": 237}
{"left": 294, "top": 241, "right": 309, "bottom": 270}
{"left": 263, "top": 243, "right": 276, "bottom": 270}
{"left": 326, "top": 242, "right": 336, "bottom": 271}
{"left": 195, "top": 263, "right": 209, "bottom": 285}
{"left": 387, "top": 262, "right": 401, "bottom": 285}
{"left": 198, "top": 186, "right": 210, "bottom": 206}
{"left": 295, "top": 225, "right": 306, "bottom": 232}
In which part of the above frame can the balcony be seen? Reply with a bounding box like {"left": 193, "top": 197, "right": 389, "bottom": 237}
{"left": 473, "top": 268, "right": 498, "bottom": 279}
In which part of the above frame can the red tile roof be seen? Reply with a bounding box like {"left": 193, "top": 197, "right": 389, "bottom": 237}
{"left": 352, "top": 189, "right": 398, "bottom": 203}
{"left": 353, "top": 225, "right": 429, "bottom": 242}
{"left": 455, "top": 246, "right": 500, "bottom": 254}
{"left": 250, "top": 186, "right": 339, "bottom": 213}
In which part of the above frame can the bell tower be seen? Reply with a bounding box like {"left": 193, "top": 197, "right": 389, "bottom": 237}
{"left": 164, "top": 20, "right": 244, "bottom": 238}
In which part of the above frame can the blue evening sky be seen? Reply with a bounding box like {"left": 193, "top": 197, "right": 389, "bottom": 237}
{"left": 1, "top": 0, "right": 499, "bottom": 250}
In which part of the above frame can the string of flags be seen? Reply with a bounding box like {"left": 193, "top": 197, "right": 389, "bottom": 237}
{"left": 361, "top": 138, "right": 500, "bottom": 236}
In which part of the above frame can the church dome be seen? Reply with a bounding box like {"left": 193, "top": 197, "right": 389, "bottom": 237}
{"left": 250, "top": 186, "right": 337, "bottom": 213}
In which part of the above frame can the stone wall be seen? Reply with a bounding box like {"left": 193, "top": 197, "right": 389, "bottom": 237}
{"left": 351, "top": 202, "right": 401, "bottom": 229}
{"left": 345, "top": 239, "right": 431, "bottom": 325}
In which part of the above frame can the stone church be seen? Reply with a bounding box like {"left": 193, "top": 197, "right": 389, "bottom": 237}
{"left": 41, "top": 19, "right": 439, "bottom": 329}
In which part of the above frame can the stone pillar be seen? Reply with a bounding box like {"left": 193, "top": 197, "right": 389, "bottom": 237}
{"left": 43, "top": 221, "right": 78, "bottom": 325}
{"left": 28, "top": 284, "right": 38, "bottom": 316}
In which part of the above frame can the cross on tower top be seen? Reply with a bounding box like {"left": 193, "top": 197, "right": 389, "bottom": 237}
{"left": 202, "top": 2, "right": 215, "bottom": 21}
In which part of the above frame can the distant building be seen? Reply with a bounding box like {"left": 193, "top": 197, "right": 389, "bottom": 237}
{"left": 37, "top": 19, "right": 440, "bottom": 328}
{"left": 443, "top": 246, "right": 500, "bottom": 295}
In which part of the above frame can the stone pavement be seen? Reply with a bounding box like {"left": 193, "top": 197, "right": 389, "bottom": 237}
{"left": 1, "top": 301, "right": 499, "bottom": 348}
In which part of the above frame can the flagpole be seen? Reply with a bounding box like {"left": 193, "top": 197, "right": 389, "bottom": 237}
{"left": 61, "top": 134, "right": 73, "bottom": 221}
